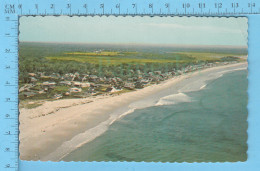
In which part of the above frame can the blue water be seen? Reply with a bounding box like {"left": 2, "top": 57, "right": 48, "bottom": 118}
{"left": 64, "top": 70, "right": 248, "bottom": 162}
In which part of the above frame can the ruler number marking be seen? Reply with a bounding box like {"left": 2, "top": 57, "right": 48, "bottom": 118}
{"left": 18, "top": 4, "right": 22, "bottom": 14}
{"left": 248, "top": 2, "right": 256, "bottom": 13}
{"left": 149, "top": 3, "right": 153, "bottom": 13}
{"left": 2, "top": 1, "right": 260, "bottom": 16}
{"left": 165, "top": 3, "right": 170, "bottom": 14}
{"left": 199, "top": 3, "right": 205, "bottom": 12}
{"left": 116, "top": 3, "right": 120, "bottom": 14}
{"left": 83, "top": 4, "right": 88, "bottom": 14}
{"left": 132, "top": 3, "right": 137, "bottom": 14}
{"left": 232, "top": 2, "right": 239, "bottom": 8}
{"left": 50, "top": 4, "right": 55, "bottom": 14}
{"left": 100, "top": 3, "right": 104, "bottom": 14}
{"left": 67, "top": 4, "right": 71, "bottom": 15}
{"left": 183, "top": 3, "right": 190, "bottom": 14}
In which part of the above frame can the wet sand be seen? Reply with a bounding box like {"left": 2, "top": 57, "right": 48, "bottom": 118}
{"left": 19, "top": 62, "right": 247, "bottom": 161}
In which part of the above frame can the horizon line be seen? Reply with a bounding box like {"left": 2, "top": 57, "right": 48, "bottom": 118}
{"left": 20, "top": 41, "right": 248, "bottom": 49}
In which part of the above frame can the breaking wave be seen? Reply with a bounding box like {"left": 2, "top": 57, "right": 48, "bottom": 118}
{"left": 156, "top": 93, "right": 192, "bottom": 106}
{"left": 200, "top": 84, "right": 207, "bottom": 90}
{"left": 109, "top": 108, "right": 136, "bottom": 125}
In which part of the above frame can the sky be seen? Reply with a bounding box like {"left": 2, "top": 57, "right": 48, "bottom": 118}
{"left": 19, "top": 16, "right": 248, "bottom": 47}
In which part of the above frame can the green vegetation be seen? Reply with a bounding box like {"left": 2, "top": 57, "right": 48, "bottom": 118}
{"left": 18, "top": 42, "right": 247, "bottom": 105}
{"left": 19, "top": 43, "right": 246, "bottom": 83}
{"left": 53, "top": 86, "right": 70, "bottom": 94}
{"left": 64, "top": 51, "right": 121, "bottom": 56}
{"left": 19, "top": 100, "right": 44, "bottom": 109}
{"left": 46, "top": 51, "right": 201, "bottom": 65}
{"left": 111, "top": 88, "right": 135, "bottom": 95}
{"left": 25, "top": 102, "right": 43, "bottom": 109}
{"left": 220, "top": 56, "right": 242, "bottom": 61}
{"left": 173, "top": 52, "right": 246, "bottom": 59}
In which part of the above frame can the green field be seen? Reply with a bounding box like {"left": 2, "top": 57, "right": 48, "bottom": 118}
{"left": 18, "top": 42, "right": 247, "bottom": 107}
{"left": 46, "top": 51, "right": 245, "bottom": 65}
{"left": 19, "top": 43, "right": 247, "bottom": 83}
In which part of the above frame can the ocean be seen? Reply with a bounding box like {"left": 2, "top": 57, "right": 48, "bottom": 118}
{"left": 63, "top": 69, "right": 248, "bottom": 162}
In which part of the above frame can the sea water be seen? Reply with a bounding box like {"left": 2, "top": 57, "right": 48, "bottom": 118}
{"left": 64, "top": 70, "right": 247, "bottom": 162}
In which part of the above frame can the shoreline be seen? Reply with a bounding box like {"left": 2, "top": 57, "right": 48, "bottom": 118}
{"left": 19, "top": 62, "right": 247, "bottom": 161}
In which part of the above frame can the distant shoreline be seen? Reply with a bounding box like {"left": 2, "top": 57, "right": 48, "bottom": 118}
{"left": 19, "top": 62, "right": 247, "bottom": 161}
{"left": 20, "top": 41, "right": 248, "bottom": 50}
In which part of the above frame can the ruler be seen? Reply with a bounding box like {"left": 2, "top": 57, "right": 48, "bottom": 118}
{"left": 1, "top": 0, "right": 260, "bottom": 16}
{"left": 0, "top": 1, "right": 19, "bottom": 170}
{"left": 0, "top": 0, "right": 258, "bottom": 170}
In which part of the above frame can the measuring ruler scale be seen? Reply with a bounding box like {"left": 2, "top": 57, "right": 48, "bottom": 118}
{"left": 0, "top": 0, "right": 258, "bottom": 170}
{"left": 2, "top": 1, "right": 260, "bottom": 16}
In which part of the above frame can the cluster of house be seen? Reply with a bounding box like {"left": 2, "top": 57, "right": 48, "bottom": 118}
{"left": 19, "top": 61, "right": 237, "bottom": 100}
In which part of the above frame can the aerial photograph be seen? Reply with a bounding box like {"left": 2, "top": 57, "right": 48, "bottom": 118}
{"left": 19, "top": 16, "right": 248, "bottom": 162}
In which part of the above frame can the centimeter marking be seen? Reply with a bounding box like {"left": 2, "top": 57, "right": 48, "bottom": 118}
{"left": 3, "top": 1, "right": 260, "bottom": 16}
{"left": 0, "top": 0, "right": 259, "bottom": 171}
{"left": 1, "top": 12, "right": 19, "bottom": 171}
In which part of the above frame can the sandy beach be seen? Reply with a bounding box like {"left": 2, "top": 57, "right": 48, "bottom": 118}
{"left": 19, "top": 62, "right": 247, "bottom": 161}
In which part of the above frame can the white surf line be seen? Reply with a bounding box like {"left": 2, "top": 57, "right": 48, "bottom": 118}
{"left": 41, "top": 62, "right": 248, "bottom": 161}
{"left": 200, "top": 84, "right": 207, "bottom": 89}
{"left": 43, "top": 106, "right": 138, "bottom": 161}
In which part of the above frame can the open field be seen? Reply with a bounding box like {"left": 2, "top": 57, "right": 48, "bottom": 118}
{"left": 46, "top": 51, "right": 246, "bottom": 65}
{"left": 19, "top": 42, "right": 247, "bottom": 107}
